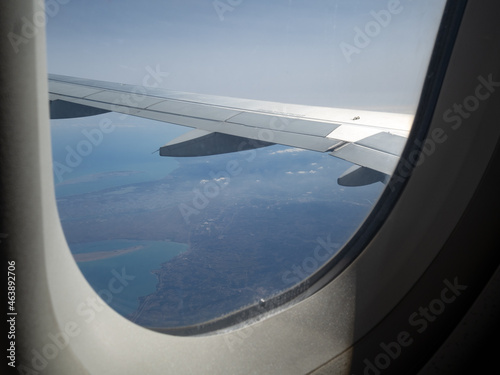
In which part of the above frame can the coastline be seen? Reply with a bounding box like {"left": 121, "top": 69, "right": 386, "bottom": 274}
{"left": 74, "top": 245, "right": 145, "bottom": 262}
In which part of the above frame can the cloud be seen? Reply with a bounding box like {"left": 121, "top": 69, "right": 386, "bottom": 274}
{"left": 269, "top": 148, "right": 307, "bottom": 155}
{"left": 297, "top": 170, "right": 316, "bottom": 174}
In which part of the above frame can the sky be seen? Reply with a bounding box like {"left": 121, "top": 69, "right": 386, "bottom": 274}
{"left": 45, "top": 0, "right": 447, "bottom": 111}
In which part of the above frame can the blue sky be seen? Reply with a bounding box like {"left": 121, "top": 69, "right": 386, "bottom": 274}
{"left": 46, "top": 0, "right": 446, "bottom": 111}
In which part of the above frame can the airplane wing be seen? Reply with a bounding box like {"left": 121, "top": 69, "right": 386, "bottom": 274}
{"left": 48, "top": 74, "right": 413, "bottom": 186}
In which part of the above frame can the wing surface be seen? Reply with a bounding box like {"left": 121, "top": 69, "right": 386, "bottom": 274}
{"left": 48, "top": 74, "right": 414, "bottom": 185}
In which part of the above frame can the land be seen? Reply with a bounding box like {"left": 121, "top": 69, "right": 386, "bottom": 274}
{"left": 57, "top": 148, "right": 383, "bottom": 327}
{"left": 73, "top": 245, "right": 145, "bottom": 262}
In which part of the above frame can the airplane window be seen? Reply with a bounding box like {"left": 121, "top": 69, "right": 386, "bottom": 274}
{"left": 47, "top": 1, "right": 447, "bottom": 331}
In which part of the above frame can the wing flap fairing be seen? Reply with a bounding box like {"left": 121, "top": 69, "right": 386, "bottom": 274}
{"left": 337, "top": 165, "right": 388, "bottom": 186}
{"left": 50, "top": 100, "right": 110, "bottom": 119}
{"left": 160, "top": 130, "right": 274, "bottom": 157}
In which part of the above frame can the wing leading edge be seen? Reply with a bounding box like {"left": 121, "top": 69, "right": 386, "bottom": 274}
{"left": 48, "top": 74, "right": 413, "bottom": 186}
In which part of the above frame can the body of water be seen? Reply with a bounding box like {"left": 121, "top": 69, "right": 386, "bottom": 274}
{"left": 75, "top": 240, "right": 188, "bottom": 317}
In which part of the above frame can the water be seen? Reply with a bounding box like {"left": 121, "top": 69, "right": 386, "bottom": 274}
{"left": 51, "top": 112, "right": 188, "bottom": 197}
{"left": 75, "top": 240, "right": 188, "bottom": 317}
